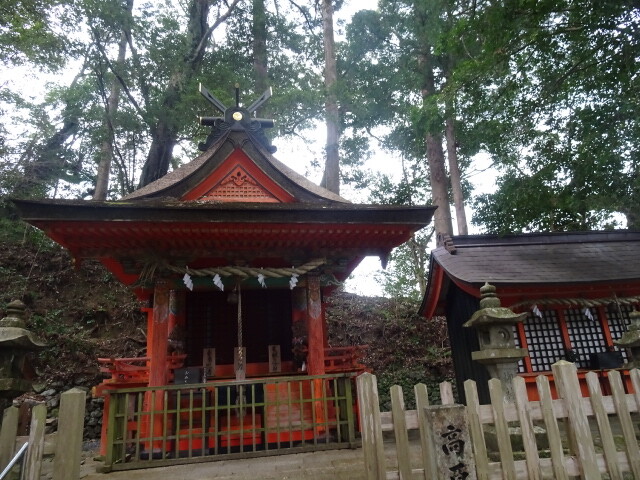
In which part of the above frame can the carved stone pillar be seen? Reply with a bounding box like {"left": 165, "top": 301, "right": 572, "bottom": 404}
{"left": 614, "top": 309, "right": 640, "bottom": 368}
{"left": 0, "top": 300, "right": 45, "bottom": 398}
{"left": 464, "top": 283, "right": 528, "bottom": 402}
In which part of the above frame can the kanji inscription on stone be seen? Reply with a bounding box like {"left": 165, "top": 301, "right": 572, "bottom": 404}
{"left": 423, "top": 404, "right": 477, "bottom": 480}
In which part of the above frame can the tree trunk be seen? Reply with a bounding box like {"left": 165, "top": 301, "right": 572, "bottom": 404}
{"left": 415, "top": 2, "right": 453, "bottom": 239}
{"left": 626, "top": 212, "right": 640, "bottom": 230}
{"left": 319, "top": 0, "right": 340, "bottom": 195}
{"left": 445, "top": 113, "right": 468, "bottom": 235}
{"left": 13, "top": 117, "right": 79, "bottom": 198}
{"left": 12, "top": 68, "right": 85, "bottom": 198}
{"left": 252, "top": 0, "right": 269, "bottom": 100}
{"left": 137, "top": 0, "right": 240, "bottom": 188}
{"left": 420, "top": 67, "right": 453, "bottom": 238}
{"left": 93, "top": 0, "right": 133, "bottom": 200}
{"left": 407, "top": 233, "right": 431, "bottom": 296}
{"left": 425, "top": 130, "right": 453, "bottom": 238}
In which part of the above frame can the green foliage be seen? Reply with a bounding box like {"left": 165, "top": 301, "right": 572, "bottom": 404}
{"left": 368, "top": 159, "right": 433, "bottom": 299}
{"left": 0, "top": 0, "right": 74, "bottom": 69}
{"left": 0, "top": 0, "right": 332, "bottom": 199}
{"left": 1, "top": 0, "right": 637, "bottom": 273}
{"left": 375, "top": 230, "right": 432, "bottom": 301}
{"left": 451, "top": 0, "right": 640, "bottom": 232}
{"left": 0, "top": 217, "right": 56, "bottom": 252}
{"left": 376, "top": 366, "right": 454, "bottom": 410}
{"left": 341, "top": 0, "right": 640, "bottom": 237}
{"left": 473, "top": 169, "right": 623, "bottom": 234}
{"left": 31, "top": 305, "right": 101, "bottom": 367}
{"left": 327, "top": 293, "right": 454, "bottom": 410}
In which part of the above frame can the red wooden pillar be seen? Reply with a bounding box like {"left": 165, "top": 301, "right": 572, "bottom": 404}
{"left": 306, "top": 274, "right": 325, "bottom": 375}
{"left": 143, "top": 279, "right": 171, "bottom": 452}
{"left": 148, "top": 280, "right": 170, "bottom": 386}
{"left": 168, "top": 289, "right": 186, "bottom": 336}
{"left": 306, "top": 275, "right": 326, "bottom": 434}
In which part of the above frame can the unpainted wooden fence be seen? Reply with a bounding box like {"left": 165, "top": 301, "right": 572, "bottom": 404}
{"left": 0, "top": 388, "right": 86, "bottom": 480}
{"left": 357, "top": 360, "right": 640, "bottom": 479}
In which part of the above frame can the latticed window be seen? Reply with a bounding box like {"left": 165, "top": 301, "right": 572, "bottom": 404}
{"left": 523, "top": 310, "right": 564, "bottom": 372}
{"left": 565, "top": 308, "right": 607, "bottom": 369}
{"left": 518, "top": 303, "right": 636, "bottom": 373}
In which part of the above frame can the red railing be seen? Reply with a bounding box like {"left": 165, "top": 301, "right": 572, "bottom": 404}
{"left": 323, "top": 345, "right": 368, "bottom": 373}
{"left": 94, "top": 355, "right": 187, "bottom": 396}
{"left": 520, "top": 367, "right": 634, "bottom": 400}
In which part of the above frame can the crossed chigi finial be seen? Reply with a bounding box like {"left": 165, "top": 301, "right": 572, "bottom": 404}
{"left": 198, "top": 83, "right": 276, "bottom": 153}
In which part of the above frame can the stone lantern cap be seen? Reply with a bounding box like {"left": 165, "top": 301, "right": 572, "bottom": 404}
{"left": 464, "top": 283, "right": 527, "bottom": 328}
{"left": 464, "top": 283, "right": 528, "bottom": 364}
{"left": 0, "top": 300, "right": 46, "bottom": 350}
{"left": 614, "top": 309, "right": 640, "bottom": 348}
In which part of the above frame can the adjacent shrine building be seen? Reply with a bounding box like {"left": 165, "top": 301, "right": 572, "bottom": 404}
{"left": 420, "top": 231, "right": 640, "bottom": 403}
{"left": 13, "top": 87, "right": 435, "bottom": 470}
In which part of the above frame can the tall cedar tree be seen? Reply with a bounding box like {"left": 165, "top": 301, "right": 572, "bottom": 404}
{"left": 320, "top": 0, "right": 340, "bottom": 195}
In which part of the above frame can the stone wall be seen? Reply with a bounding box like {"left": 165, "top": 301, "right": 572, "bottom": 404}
{"left": 24, "top": 378, "right": 104, "bottom": 440}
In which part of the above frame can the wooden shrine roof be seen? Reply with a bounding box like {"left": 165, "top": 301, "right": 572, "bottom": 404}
{"left": 13, "top": 196, "right": 435, "bottom": 286}
{"left": 14, "top": 198, "right": 434, "bottom": 246}
{"left": 122, "top": 130, "right": 347, "bottom": 204}
{"left": 420, "top": 230, "right": 640, "bottom": 317}
{"left": 13, "top": 111, "right": 436, "bottom": 287}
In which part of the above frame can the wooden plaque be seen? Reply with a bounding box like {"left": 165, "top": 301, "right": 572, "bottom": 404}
{"left": 268, "top": 345, "right": 281, "bottom": 373}
{"left": 203, "top": 348, "right": 216, "bottom": 378}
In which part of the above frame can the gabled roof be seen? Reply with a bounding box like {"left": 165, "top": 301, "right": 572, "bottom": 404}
{"left": 123, "top": 130, "right": 348, "bottom": 204}
{"left": 13, "top": 125, "right": 436, "bottom": 288}
{"left": 420, "top": 230, "right": 640, "bottom": 318}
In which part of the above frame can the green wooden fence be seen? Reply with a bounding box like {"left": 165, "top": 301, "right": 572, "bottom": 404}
{"left": 103, "top": 373, "right": 358, "bottom": 471}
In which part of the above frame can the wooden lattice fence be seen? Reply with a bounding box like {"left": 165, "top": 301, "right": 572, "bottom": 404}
{"left": 358, "top": 361, "right": 640, "bottom": 479}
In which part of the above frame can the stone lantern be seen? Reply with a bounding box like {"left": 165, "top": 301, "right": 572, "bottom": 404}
{"left": 464, "top": 283, "right": 528, "bottom": 401}
{"left": 0, "top": 300, "right": 46, "bottom": 407}
{"left": 614, "top": 309, "right": 640, "bottom": 368}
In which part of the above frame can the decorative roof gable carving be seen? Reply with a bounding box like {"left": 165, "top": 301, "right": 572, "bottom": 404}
{"left": 180, "top": 149, "right": 295, "bottom": 203}
{"left": 199, "top": 165, "right": 279, "bottom": 203}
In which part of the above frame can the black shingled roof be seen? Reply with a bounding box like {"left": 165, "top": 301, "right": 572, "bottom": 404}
{"left": 432, "top": 230, "right": 640, "bottom": 285}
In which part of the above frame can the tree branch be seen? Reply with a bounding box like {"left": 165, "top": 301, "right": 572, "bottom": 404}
{"left": 90, "top": 26, "right": 148, "bottom": 124}
{"left": 288, "top": 0, "right": 319, "bottom": 33}
{"left": 191, "top": 0, "right": 243, "bottom": 62}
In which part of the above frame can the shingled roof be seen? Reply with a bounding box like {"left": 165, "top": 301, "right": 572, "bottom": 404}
{"left": 435, "top": 231, "right": 640, "bottom": 284}
{"left": 421, "top": 230, "right": 640, "bottom": 317}
{"left": 13, "top": 118, "right": 436, "bottom": 287}
{"left": 123, "top": 129, "right": 348, "bottom": 204}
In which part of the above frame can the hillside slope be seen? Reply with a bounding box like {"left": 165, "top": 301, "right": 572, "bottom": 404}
{"left": 325, "top": 291, "right": 453, "bottom": 408}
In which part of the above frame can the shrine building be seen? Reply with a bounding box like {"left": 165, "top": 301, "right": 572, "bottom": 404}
{"left": 420, "top": 231, "right": 640, "bottom": 403}
{"left": 13, "top": 86, "right": 435, "bottom": 471}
